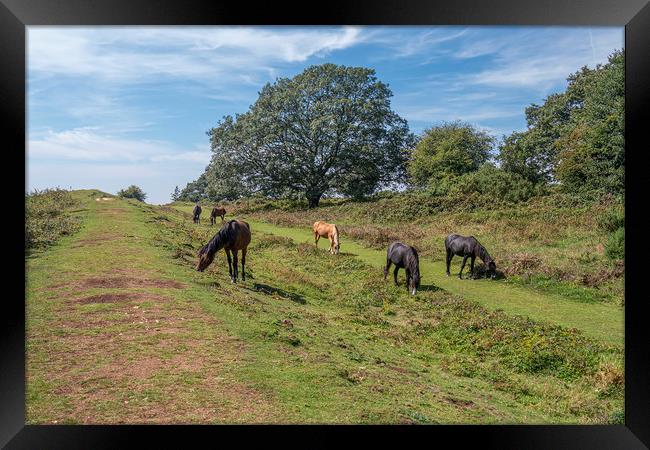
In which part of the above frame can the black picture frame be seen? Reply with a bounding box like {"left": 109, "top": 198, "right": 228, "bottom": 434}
{"left": 3, "top": 0, "right": 649, "bottom": 448}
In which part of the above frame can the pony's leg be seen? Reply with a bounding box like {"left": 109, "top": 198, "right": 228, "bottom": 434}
{"left": 314, "top": 233, "right": 320, "bottom": 247}
{"left": 329, "top": 236, "right": 334, "bottom": 254}
{"left": 446, "top": 250, "right": 452, "bottom": 276}
{"left": 232, "top": 251, "right": 239, "bottom": 283}
{"left": 393, "top": 266, "right": 399, "bottom": 286}
{"left": 241, "top": 247, "right": 247, "bottom": 281}
{"left": 469, "top": 256, "right": 476, "bottom": 279}
{"left": 459, "top": 255, "right": 469, "bottom": 279}
{"left": 384, "top": 260, "right": 391, "bottom": 280}
{"left": 225, "top": 249, "right": 233, "bottom": 280}
{"left": 405, "top": 268, "right": 411, "bottom": 293}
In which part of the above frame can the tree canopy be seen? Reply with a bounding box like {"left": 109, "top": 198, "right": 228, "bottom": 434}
{"left": 117, "top": 185, "right": 147, "bottom": 202}
{"left": 498, "top": 50, "right": 624, "bottom": 195}
{"left": 408, "top": 121, "right": 495, "bottom": 188}
{"left": 203, "top": 63, "right": 413, "bottom": 207}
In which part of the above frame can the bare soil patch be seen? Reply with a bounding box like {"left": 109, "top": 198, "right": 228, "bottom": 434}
{"left": 79, "top": 276, "right": 186, "bottom": 289}
{"left": 71, "top": 233, "right": 121, "bottom": 247}
{"left": 33, "top": 294, "right": 278, "bottom": 424}
{"left": 73, "top": 292, "right": 167, "bottom": 304}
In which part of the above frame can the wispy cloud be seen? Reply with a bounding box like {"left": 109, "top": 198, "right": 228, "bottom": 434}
{"left": 462, "top": 28, "right": 623, "bottom": 89}
{"left": 28, "top": 26, "right": 363, "bottom": 83}
{"left": 28, "top": 127, "right": 211, "bottom": 165}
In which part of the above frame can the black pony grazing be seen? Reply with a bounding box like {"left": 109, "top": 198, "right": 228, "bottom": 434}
{"left": 384, "top": 242, "right": 421, "bottom": 295}
{"left": 192, "top": 204, "right": 202, "bottom": 224}
{"left": 445, "top": 234, "right": 496, "bottom": 279}
{"left": 196, "top": 220, "right": 251, "bottom": 283}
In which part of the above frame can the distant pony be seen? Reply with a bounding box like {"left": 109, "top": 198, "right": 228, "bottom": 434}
{"left": 210, "top": 207, "right": 226, "bottom": 225}
{"left": 313, "top": 221, "right": 340, "bottom": 254}
{"left": 384, "top": 242, "right": 421, "bottom": 295}
{"left": 196, "top": 220, "right": 251, "bottom": 283}
{"left": 192, "top": 204, "right": 202, "bottom": 224}
{"left": 445, "top": 234, "right": 496, "bottom": 279}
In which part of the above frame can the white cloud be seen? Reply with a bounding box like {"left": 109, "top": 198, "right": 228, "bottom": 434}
{"left": 28, "top": 26, "right": 363, "bottom": 83}
{"left": 28, "top": 127, "right": 211, "bottom": 165}
{"left": 463, "top": 28, "right": 623, "bottom": 89}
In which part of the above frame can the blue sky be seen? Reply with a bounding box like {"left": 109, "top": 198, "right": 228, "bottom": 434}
{"left": 27, "top": 26, "right": 623, "bottom": 204}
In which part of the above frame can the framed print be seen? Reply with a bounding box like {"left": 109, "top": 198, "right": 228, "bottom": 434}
{"left": 3, "top": 0, "right": 649, "bottom": 448}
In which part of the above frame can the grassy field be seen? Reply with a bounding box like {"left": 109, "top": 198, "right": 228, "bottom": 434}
{"left": 26, "top": 191, "right": 624, "bottom": 424}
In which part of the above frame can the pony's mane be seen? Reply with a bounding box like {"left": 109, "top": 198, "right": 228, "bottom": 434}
{"left": 476, "top": 242, "right": 492, "bottom": 263}
{"left": 202, "top": 220, "right": 236, "bottom": 256}
{"left": 333, "top": 225, "right": 340, "bottom": 245}
{"left": 405, "top": 246, "right": 420, "bottom": 275}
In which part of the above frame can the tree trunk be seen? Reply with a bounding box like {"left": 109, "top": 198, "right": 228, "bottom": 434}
{"left": 307, "top": 193, "right": 322, "bottom": 208}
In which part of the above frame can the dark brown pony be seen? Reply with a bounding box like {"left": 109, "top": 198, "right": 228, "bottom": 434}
{"left": 192, "top": 204, "right": 202, "bottom": 224}
{"left": 384, "top": 242, "right": 421, "bottom": 295}
{"left": 445, "top": 234, "right": 496, "bottom": 279}
{"left": 196, "top": 220, "right": 251, "bottom": 283}
{"left": 210, "top": 207, "right": 226, "bottom": 225}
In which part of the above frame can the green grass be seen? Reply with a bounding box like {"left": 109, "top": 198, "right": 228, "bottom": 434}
{"left": 25, "top": 191, "right": 623, "bottom": 424}
{"left": 210, "top": 217, "right": 623, "bottom": 346}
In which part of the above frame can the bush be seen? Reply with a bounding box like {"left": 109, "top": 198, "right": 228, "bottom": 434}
{"left": 440, "top": 164, "right": 544, "bottom": 203}
{"left": 117, "top": 185, "right": 147, "bottom": 202}
{"left": 598, "top": 206, "right": 624, "bottom": 233}
{"left": 26, "top": 189, "right": 81, "bottom": 250}
{"left": 605, "top": 227, "right": 624, "bottom": 260}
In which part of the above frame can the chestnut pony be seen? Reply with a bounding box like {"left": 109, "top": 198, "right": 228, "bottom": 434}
{"left": 210, "top": 207, "right": 226, "bottom": 225}
{"left": 313, "top": 221, "right": 340, "bottom": 254}
{"left": 196, "top": 220, "right": 251, "bottom": 283}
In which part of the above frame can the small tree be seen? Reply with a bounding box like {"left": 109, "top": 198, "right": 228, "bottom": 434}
{"left": 171, "top": 186, "right": 181, "bottom": 202}
{"left": 117, "top": 185, "right": 147, "bottom": 202}
{"left": 408, "top": 121, "right": 494, "bottom": 188}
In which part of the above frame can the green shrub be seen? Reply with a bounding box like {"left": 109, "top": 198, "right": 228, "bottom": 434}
{"left": 598, "top": 206, "right": 624, "bottom": 232}
{"left": 117, "top": 185, "right": 147, "bottom": 202}
{"left": 26, "top": 189, "right": 81, "bottom": 250}
{"left": 437, "top": 164, "right": 544, "bottom": 204}
{"left": 605, "top": 227, "right": 624, "bottom": 260}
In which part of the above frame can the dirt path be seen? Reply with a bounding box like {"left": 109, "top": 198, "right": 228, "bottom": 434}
{"left": 26, "top": 194, "right": 278, "bottom": 424}
{"left": 242, "top": 219, "right": 623, "bottom": 346}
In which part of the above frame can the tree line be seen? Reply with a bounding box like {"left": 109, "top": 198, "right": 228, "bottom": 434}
{"left": 175, "top": 50, "right": 624, "bottom": 207}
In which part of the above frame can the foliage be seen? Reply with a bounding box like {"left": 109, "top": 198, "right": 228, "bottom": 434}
{"left": 200, "top": 63, "right": 413, "bottom": 207}
{"left": 597, "top": 205, "right": 624, "bottom": 233}
{"left": 177, "top": 172, "right": 210, "bottom": 202}
{"left": 26, "top": 189, "right": 81, "bottom": 250}
{"left": 555, "top": 51, "right": 624, "bottom": 195}
{"left": 170, "top": 186, "right": 181, "bottom": 202}
{"left": 408, "top": 121, "right": 495, "bottom": 188}
{"left": 605, "top": 227, "right": 624, "bottom": 260}
{"left": 117, "top": 185, "right": 147, "bottom": 202}
{"left": 498, "top": 50, "right": 624, "bottom": 195}
{"left": 434, "top": 163, "right": 544, "bottom": 203}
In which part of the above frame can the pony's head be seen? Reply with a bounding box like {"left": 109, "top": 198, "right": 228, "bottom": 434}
{"left": 410, "top": 269, "right": 420, "bottom": 295}
{"left": 487, "top": 259, "right": 497, "bottom": 279}
{"left": 196, "top": 244, "right": 215, "bottom": 272}
{"left": 408, "top": 247, "right": 420, "bottom": 295}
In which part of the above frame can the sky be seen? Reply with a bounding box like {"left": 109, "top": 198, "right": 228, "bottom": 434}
{"left": 27, "top": 26, "right": 623, "bottom": 204}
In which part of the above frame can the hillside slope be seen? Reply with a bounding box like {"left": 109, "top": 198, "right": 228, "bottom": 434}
{"left": 26, "top": 191, "right": 623, "bottom": 424}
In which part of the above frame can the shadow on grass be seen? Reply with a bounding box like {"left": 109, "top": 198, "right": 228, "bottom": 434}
{"left": 247, "top": 283, "right": 306, "bottom": 304}
{"left": 418, "top": 284, "right": 442, "bottom": 292}
{"left": 456, "top": 267, "right": 507, "bottom": 281}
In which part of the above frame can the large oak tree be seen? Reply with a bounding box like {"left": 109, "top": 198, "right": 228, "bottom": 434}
{"left": 205, "top": 64, "right": 413, "bottom": 207}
